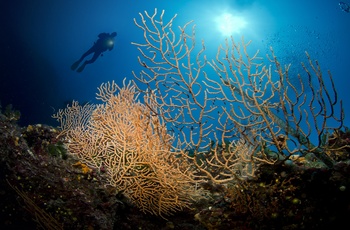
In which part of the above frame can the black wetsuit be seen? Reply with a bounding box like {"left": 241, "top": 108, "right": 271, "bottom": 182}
{"left": 71, "top": 32, "right": 117, "bottom": 72}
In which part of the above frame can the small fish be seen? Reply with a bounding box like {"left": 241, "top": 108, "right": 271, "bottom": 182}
{"left": 339, "top": 1, "right": 350, "bottom": 13}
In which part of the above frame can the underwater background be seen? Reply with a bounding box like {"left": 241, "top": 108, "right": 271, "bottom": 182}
{"left": 1, "top": 1, "right": 350, "bottom": 229}
{"left": 0, "top": 0, "right": 349, "bottom": 128}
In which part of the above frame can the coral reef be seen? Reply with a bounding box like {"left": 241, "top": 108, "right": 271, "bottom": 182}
{"left": 52, "top": 81, "right": 204, "bottom": 218}
{"left": 1, "top": 9, "right": 350, "bottom": 230}
{"left": 1, "top": 108, "right": 350, "bottom": 229}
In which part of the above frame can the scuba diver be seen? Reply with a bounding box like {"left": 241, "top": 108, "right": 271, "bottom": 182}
{"left": 71, "top": 32, "right": 117, "bottom": 73}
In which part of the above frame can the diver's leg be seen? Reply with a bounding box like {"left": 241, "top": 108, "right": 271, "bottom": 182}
{"left": 84, "top": 52, "right": 100, "bottom": 64}
{"left": 76, "top": 52, "right": 101, "bottom": 73}
{"left": 79, "top": 47, "right": 95, "bottom": 61}
{"left": 71, "top": 47, "right": 95, "bottom": 70}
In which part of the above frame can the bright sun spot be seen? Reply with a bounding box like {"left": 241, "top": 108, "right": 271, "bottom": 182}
{"left": 215, "top": 13, "right": 247, "bottom": 36}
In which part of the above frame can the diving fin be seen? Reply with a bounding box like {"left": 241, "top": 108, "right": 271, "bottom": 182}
{"left": 71, "top": 60, "right": 81, "bottom": 71}
{"left": 77, "top": 63, "right": 86, "bottom": 73}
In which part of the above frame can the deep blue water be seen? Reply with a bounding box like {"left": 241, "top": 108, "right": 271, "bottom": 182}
{"left": 0, "top": 0, "right": 349, "bottom": 131}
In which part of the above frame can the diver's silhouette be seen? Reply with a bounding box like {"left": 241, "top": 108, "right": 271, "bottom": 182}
{"left": 71, "top": 32, "right": 117, "bottom": 72}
